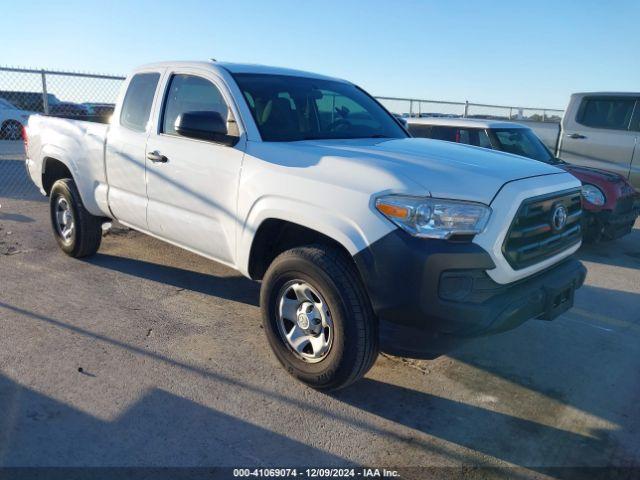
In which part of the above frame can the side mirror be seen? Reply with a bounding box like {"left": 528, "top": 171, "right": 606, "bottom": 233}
{"left": 175, "top": 110, "right": 238, "bottom": 146}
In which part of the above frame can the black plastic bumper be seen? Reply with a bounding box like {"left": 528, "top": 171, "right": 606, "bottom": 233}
{"left": 353, "top": 230, "right": 586, "bottom": 359}
{"left": 584, "top": 208, "right": 639, "bottom": 241}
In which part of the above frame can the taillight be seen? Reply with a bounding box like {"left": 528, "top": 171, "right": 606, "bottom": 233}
{"left": 21, "top": 125, "right": 28, "bottom": 155}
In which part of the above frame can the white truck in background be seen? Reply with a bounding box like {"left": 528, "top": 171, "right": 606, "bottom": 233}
{"left": 24, "top": 60, "right": 586, "bottom": 389}
{"left": 527, "top": 92, "right": 640, "bottom": 189}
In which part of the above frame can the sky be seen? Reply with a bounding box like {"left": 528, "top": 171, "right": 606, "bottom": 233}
{"left": 1, "top": 0, "right": 638, "bottom": 109}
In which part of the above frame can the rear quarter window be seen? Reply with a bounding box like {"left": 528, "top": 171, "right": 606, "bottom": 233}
{"left": 576, "top": 96, "right": 635, "bottom": 131}
{"left": 120, "top": 73, "right": 160, "bottom": 132}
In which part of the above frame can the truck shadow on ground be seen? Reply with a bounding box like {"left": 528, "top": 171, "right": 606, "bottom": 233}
{"left": 333, "top": 378, "right": 620, "bottom": 475}
{"left": 0, "top": 373, "right": 349, "bottom": 467}
{"left": 332, "top": 286, "right": 640, "bottom": 473}
{"left": 0, "top": 211, "right": 34, "bottom": 223}
{"left": 577, "top": 224, "right": 640, "bottom": 270}
{"left": 86, "top": 253, "right": 260, "bottom": 307}
{"left": 431, "top": 284, "right": 640, "bottom": 469}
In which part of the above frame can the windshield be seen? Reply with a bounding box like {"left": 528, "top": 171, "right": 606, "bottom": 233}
{"left": 232, "top": 73, "right": 407, "bottom": 141}
{"left": 491, "top": 128, "right": 560, "bottom": 164}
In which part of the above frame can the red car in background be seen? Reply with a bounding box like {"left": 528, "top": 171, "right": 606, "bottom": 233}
{"left": 407, "top": 118, "right": 640, "bottom": 242}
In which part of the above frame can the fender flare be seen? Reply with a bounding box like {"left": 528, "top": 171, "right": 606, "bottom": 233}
{"left": 237, "top": 195, "right": 388, "bottom": 278}
{"left": 40, "top": 144, "right": 103, "bottom": 216}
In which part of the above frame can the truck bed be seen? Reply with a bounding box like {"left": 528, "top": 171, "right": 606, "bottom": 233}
{"left": 25, "top": 114, "right": 110, "bottom": 217}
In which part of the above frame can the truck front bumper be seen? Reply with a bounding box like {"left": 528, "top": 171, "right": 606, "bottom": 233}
{"left": 354, "top": 230, "right": 586, "bottom": 359}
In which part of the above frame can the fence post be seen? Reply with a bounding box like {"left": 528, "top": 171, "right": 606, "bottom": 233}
{"left": 41, "top": 70, "right": 49, "bottom": 115}
{"left": 463, "top": 101, "right": 469, "bottom": 118}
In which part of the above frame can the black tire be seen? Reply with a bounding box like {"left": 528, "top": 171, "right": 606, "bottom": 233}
{"left": 49, "top": 178, "right": 102, "bottom": 257}
{"left": 260, "top": 244, "right": 378, "bottom": 390}
{"left": 0, "top": 120, "right": 22, "bottom": 140}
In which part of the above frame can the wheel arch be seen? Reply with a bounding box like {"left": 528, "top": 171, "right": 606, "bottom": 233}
{"left": 39, "top": 148, "right": 104, "bottom": 216}
{"left": 247, "top": 218, "right": 364, "bottom": 281}
{"left": 238, "top": 195, "right": 390, "bottom": 278}
{"left": 42, "top": 156, "right": 74, "bottom": 195}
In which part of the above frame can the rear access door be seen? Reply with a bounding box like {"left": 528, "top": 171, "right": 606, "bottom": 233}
{"left": 105, "top": 70, "right": 164, "bottom": 230}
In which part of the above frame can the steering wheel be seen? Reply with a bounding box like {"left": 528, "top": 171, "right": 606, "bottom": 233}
{"left": 326, "top": 118, "right": 352, "bottom": 131}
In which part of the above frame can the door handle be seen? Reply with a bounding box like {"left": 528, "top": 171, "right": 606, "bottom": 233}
{"left": 147, "top": 151, "right": 168, "bottom": 163}
{"left": 567, "top": 133, "right": 586, "bottom": 139}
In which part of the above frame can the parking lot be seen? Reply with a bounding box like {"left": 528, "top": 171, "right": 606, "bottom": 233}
{"left": 1, "top": 145, "right": 639, "bottom": 476}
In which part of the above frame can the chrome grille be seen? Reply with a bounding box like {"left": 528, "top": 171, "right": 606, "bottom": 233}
{"left": 503, "top": 188, "right": 582, "bottom": 270}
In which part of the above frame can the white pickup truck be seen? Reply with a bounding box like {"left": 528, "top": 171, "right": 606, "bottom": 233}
{"left": 25, "top": 61, "right": 586, "bottom": 389}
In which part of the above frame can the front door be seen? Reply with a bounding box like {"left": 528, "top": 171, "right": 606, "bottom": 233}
{"left": 145, "top": 71, "right": 244, "bottom": 265}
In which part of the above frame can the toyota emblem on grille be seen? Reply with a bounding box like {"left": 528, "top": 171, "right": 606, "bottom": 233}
{"left": 551, "top": 204, "right": 568, "bottom": 231}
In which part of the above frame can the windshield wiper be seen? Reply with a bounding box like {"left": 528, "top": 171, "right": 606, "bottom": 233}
{"left": 369, "top": 134, "right": 390, "bottom": 138}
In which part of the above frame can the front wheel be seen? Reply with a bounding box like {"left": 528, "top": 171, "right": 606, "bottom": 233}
{"left": 49, "top": 178, "right": 103, "bottom": 257}
{"left": 260, "top": 244, "right": 378, "bottom": 390}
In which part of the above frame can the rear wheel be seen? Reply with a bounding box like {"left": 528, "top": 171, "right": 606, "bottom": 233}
{"left": 49, "top": 178, "right": 102, "bottom": 257}
{"left": 260, "top": 244, "right": 378, "bottom": 390}
{"left": 0, "top": 120, "right": 22, "bottom": 140}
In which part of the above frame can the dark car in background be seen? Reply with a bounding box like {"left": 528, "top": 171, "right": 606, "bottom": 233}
{"left": 0, "top": 91, "right": 103, "bottom": 121}
{"left": 48, "top": 101, "right": 91, "bottom": 118}
{"left": 0, "top": 90, "right": 61, "bottom": 113}
{"left": 408, "top": 117, "right": 639, "bottom": 242}
{"left": 83, "top": 103, "right": 115, "bottom": 123}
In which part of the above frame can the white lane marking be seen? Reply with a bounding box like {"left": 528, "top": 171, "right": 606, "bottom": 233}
{"left": 564, "top": 316, "right": 614, "bottom": 332}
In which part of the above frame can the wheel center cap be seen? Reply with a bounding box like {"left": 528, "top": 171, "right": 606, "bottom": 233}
{"left": 297, "top": 313, "right": 310, "bottom": 329}
{"left": 296, "top": 302, "right": 316, "bottom": 330}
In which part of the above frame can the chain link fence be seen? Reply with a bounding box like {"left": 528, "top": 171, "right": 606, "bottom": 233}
{"left": 0, "top": 67, "right": 124, "bottom": 200}
{"left": 0, "top": 65, "right": 564, "bottom": 201}
{"left": 376, "top": 96, "right": 564, "bottom": 122}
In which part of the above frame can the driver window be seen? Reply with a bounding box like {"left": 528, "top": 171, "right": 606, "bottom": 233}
{"left": 162, "top": 74, "right": 230, "bottom": 135}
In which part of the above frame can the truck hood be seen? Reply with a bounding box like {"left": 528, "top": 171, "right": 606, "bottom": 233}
{"left": 282, "top": 138, "right": 565, "bottom": 204}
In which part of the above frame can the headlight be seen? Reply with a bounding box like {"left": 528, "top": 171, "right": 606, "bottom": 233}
{"left": 581, "top": 184, "right": 605, "bottom": 206}
{"left": 375, "top": 195, "right": 491, "bottom": 239}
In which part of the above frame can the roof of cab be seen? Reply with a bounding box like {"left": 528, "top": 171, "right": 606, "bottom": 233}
{"left": 405, "top": 117, "right": 528, "bottom": 129}
{"left": 571, "top": 91, "right": 640, "bottom": 97}
{"left": 134, "top": 60, "right": 348, "bottom": 83}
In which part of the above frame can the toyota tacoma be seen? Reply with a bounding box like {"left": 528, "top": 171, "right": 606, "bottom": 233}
{"left": 24, "top": 61, "right": 587, "bottom": 389}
